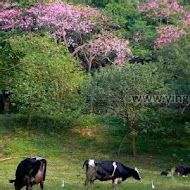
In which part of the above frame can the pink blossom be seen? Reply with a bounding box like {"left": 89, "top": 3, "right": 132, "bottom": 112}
{"left": 139, "top": 0, "right": 184, "bottom": 19}
{"left": 0, "top": 1, "right": 101, "bottom": 34}
{"left": 139, "top": 0, "right": 189, "bottom": 49}
{"left": 86, "top": 33, "right": 131, "bottom": 65}
{"left": 154, "top": 25, "right": 186, "bottom": 48}
{"left": 0, "top": 2, "right": 130, "bottom": 66}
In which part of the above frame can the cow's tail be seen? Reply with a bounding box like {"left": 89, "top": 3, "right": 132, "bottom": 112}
{"left": 82, "top": 160, "right": 89, "bottom": 169}
{"left": 42, "top": 159, "right": 47, "bottom": 181}
{"left": 9, "top": 179, "right": 15, "bottom": 183}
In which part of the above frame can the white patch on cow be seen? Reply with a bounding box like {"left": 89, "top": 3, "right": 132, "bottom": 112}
{"left": 111, "top": 162, "right": 117, "bottom": 177}
{"left": 114, "top": 177, "right": 122, "bottom": 185}
{"left": 31, "top": 156, "right": 43, "bottom": 161}
{"left": 88, "top": 159, "right": 95, "bottom": 167}
{"left": 118, "top": 177, "right": 122, "bottom": 183}
{"left": 114, "top": 178, "right": 119, "bottom": 184}
{"left": 135, "top": 167, "right": 141, "bottom": 179}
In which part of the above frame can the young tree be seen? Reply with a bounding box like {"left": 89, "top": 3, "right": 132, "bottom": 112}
{"left": 81, "top": 63, "right": 166, "bottom": 157}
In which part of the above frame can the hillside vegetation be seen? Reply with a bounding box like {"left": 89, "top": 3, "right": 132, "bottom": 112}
{"left": 0, "top": 0, "right": 190, "bottom": 189}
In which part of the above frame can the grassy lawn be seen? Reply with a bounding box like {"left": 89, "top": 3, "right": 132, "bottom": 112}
{"left": 0, "top": 115, "right": 190, "bottom": 190}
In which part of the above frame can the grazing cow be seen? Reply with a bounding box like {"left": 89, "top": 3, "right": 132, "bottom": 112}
{"left": 175, "top": 166, "right": 190, "bottom": 177}
{"left": 83, "top": 159, "right": 141, "bottom": 188}
{"left": 161, "top": 167, "right": 175, "bottom": 177}
{"left": 9, "top": 157, "right": 47, "bottom": 190}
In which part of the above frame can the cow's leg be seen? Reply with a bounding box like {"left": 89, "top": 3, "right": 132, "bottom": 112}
{"left": 84, "top": 172, "right": 90, "bottom": 186}
{"left": 28, "top": 185, "right": 32, "bottom": 190}
{"left": 25, "top": 182, "right": 30, "bottom": 190}
{"left": 112, "top": 179, "right": 115, "bottom": 189}
{"left": 112, "top": 178, "right": 119, "bottom": 188}
{"left": 27, "top": 182, "right": 33, "bottom": 190}
{"left": 90, "top": 180, "right": 94, "bottom": 187}
{"left": 40, "top": 182, "right": 44, "bottom": 190}
{"left": 26, "top": 174, "right": 33, "bottom": 190}
{"left": 26, "top": 184, "right": 32, "bottom": 190}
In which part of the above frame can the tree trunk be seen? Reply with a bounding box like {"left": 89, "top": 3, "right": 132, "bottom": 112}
{"left": 27, "top": 103, "right": 34, "bottom": 129}
{"left": 4, "top": 101, "right": 9, "bottom": 112}
{"left": 129, "top": 117, "right": 136, "bottom": 158}
{"left": 89, "top": 95, "right": 93, "bottom": 117}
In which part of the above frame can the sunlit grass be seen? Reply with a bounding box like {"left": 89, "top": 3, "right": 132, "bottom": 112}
{"left": 0, "top": 114, "right": 190, "bottom": 190}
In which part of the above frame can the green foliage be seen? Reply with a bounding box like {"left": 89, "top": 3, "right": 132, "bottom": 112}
{"left": 90, "top": 0, "right": 110, "bottom": 8}
{"left": 0, "top": 41, "right": 23, "bottom": 90}
{"left": 154, "top": 35, "right": 190, "bottom": 96}
{"left": 105, "top": 1, "right": 139, "bottom": 27}
{"left": 128, "top": 18, "right": 157, "bottom": 60}
{"left": 89, "top": 64, "right": 164, "bottom": 105}
{"left": 81, "top": 63, "right": 166, "bottom": 125}
{"left": 185, "top": 122, "right": 190, "bottom": 133}
{"left": 179, "top": 0, "right": 190, "bottom": 5}
{"left": 6, "top": 0, "right": 35, "bottom": 8}
{"left": 1, "top": 33, "right": 83, "bottom": 115}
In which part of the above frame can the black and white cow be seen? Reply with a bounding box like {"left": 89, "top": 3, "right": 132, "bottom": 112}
{"left": 9, "top": 157, "right": 47, "bottom": 190}
{"left": 83, "top": 159, "right": 141, "bottom": 188}
{"left": 175, "top": 166, "right": 190, "bottom": 177}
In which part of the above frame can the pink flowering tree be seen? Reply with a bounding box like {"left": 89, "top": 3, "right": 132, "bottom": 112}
{"left": 73, "top": 32, "right": 131, "bottom": 70}
{"left": 139, "top": 0, "right": 190, "bottom": 49}
{"left": 0, "top": 2, "right": 100, "bottom": 40}
{"left": 0, "top": 2, "right": 131, "bottom": 70}
{"left": 139, "top": 0, "right": 184, "bottom": 24}
{"left": 154, "top": 25, "right": 186, "bottom": 48}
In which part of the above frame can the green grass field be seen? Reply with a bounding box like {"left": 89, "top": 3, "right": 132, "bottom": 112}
{"left": 0, "top": 115, "right": 190, "bottom": 190}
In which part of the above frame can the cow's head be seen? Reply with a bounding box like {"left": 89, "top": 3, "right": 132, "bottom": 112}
{"left": 9, "top": 179, "right": 22, "bottom": 190}
{"left": 133, "top": 167, "right": 141, "bottom": 180}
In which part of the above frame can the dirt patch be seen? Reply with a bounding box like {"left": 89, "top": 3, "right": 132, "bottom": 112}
{"left": 72, "top": 127, "right": 97, "bottom": 137}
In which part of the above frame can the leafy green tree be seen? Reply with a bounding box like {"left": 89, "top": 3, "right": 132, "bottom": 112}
{"left": 105, "top": 1, "right": 139, "bottom": 27}
{"left": 81, "top": 63, "right": 166, "bottom": 157}
{"left": 154, "top": 35, "right": 190, "bottom": 112}
{"left": 1, "top": 33, "right": 83, "bottom": 127}
{"left": 127, "top": 17, "right": 157, "bottom": 61}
